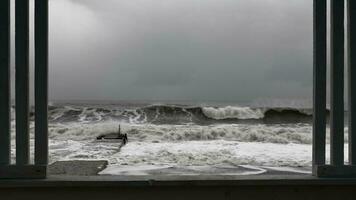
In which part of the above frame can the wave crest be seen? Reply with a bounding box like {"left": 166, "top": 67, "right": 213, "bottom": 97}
{"left": 44, "top": 104, "right": 314, "bottom": 124}
{"left": 49, "top": 122, "right": 316, "bottom": 144}
{"left": 202, "top": 106, "right": 265, "bottom": 120}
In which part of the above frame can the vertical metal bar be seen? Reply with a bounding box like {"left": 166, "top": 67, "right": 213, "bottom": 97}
{"left": 35, "top": 0, "right": 49, "bottom": 165}
{"left": 313, "top": 0, "right": 327, "bottom": 172}
{"left": 15, "top": 0, "right": 30, "bottom": 165}
{"left": 348, "top": 0, "right": 356, "bottom": 164}
{"left": 0, "top": 0, "right": 11, "bottom": 166}
{"left": 330, "top": 0, "right": 345, "bottom": 166}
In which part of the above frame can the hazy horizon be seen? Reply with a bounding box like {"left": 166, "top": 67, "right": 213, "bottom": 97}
{"left": 11, "top": 0, "right": 314, "bottom": 102}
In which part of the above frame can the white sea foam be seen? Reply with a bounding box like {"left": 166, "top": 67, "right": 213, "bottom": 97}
{"left": 7, "top": 119, "right": 349, "bottom": 174}
{"left": 48, "top": 122, "right": 350, "bottom": 145}
{"left": 5, "top": 101, "right": 343, "bottom": 175}
{"left": 202, "top": 106, "right": 265, "bottom": 120}
{"left": 47, "top": 122, "right": 316, "bottom": 144}
{"left": 99, "top": 140, "right": 346, "bottom": 175}
{"left": 44, "top": 103, "right": 315, "bottom": 124}
{"left": 111, "top": 141, "right": 313, "bottom": 166}
{"left": 50, "top": 139, "right": 347, "bottom": 175}
{"left": 4, "top": 120, "right": 346, "bottom": 175}
{"left": 201, "top": 106, "right": 314, "bottom": 120}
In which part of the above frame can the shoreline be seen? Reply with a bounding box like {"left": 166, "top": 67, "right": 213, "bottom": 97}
{"left": 49, "top": 160, "right": 311, "bottom": 176}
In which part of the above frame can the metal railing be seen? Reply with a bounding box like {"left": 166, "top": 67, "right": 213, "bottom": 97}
{"left": 313, "top": 0, "right": 356, "bottom": 177}
{"left": 0, "top": 0, "right": 48, "bottom": 179}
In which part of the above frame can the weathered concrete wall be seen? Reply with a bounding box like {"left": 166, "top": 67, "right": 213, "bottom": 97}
{"left": 1, "top": 185, "right": 356, "bottom": 200}
{"left": 1, "top": 175, "right": 356, "bottom": 200}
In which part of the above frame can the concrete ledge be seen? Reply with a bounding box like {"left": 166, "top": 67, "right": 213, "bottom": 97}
{"left": 48, "top": 160, "right": 108, "bottom": 176}
{"left": 315, "top": 165, "right": 356, "bottom": 177}
{"left": 1, "top": 175, "right": 356, "bottom": 188}
{"left": 0, "top": 165, "right": 46, "bottom": 179}
{"left": 1, "top": 176, "right": 356, "bottom": 200}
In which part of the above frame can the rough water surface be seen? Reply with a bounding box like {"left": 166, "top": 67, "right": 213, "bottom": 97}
{"left": 9, "top": 100, "right": 348, "bottom": 175}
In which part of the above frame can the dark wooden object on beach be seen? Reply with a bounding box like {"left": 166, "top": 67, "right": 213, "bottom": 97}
{"left": 96, "top": 125, "right": 128, "bottom": 145}
{"left": 96, "top": 134, "right": 128, "bottom": 144}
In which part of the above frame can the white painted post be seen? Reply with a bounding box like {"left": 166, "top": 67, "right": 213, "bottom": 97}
{"left": 0, "top": 0, "right": 47, "bottom": 179}
{"left": 348, "top": 0, "right": 356, "bottom": 165}
{"left": 35, "top": 0, "right": 49, "bottom": 166}
{"left": 0, "top": 0, "right": 11, "bottom": 166}
{"left": 330, "top": 0, "right": 345, "bottom": 166}
{"left": 15, "top": 0, "right": 30, "bottom": 165}
{"left": 313, "top": 0, "right": 327, "bottom": 175}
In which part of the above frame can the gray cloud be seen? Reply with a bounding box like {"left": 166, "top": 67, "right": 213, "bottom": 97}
{"left": 49, "top": 0, "right": 313, "bottom": 102}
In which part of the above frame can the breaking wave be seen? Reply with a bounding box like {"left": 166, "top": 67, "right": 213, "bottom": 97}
{"left": 48, "top": 121, "right": 348, "bottom": 145}
{"left": 45, "top": 104, "right": 315, "bottom": 125}
{"left": 49, "top": 122, "right": 315, "bottom": 144}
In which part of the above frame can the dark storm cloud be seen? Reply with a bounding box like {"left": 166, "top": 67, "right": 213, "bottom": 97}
{"left": 49, "top": 0, "right": 313, "bottom": 101}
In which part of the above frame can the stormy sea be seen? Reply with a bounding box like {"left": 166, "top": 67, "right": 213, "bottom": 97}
{"left": 10, "top": 100, "right": 348, "bottom": 175}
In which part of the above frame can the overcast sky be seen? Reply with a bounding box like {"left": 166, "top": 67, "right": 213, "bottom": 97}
{"left": 45, "top": 0, "right": 313, "bottom": 102}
